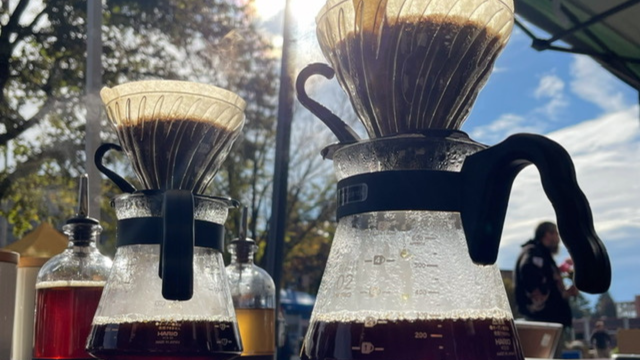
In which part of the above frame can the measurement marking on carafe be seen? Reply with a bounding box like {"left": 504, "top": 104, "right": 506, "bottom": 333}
{"left": 352, "top": 342, "right": 384, "bottom": 354}
{"left": 364, "top": 318, "right": 388, "bottom": 327}
{"left": 431, "top": 334, "right": 443, "bottom": 338}
{"left": 364, "top": 255, "right": 397, "bottom": 265}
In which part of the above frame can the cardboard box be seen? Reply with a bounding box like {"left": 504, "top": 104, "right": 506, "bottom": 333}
{"left": 617, "top": 329, "right": 640, "bottom": 355}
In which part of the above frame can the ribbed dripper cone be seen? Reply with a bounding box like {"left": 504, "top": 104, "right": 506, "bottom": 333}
{"left": 101, "top": 80, "right": 246, "bottom": 193}
{"left": 316, "top": 0, "right": 514, "bottom": 138}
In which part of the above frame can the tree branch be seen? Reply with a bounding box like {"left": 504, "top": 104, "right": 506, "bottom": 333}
{"left": 0, "top": 139, "right": 81, "bottom": 200}
{"left": 1, "top": 0, "right": 31, "bottom": 42}
{"left": 14, "top": 4, "right": 50, "bottom": 45}
{"left": 0, "top": 96, "right": 57, "bottom": 147}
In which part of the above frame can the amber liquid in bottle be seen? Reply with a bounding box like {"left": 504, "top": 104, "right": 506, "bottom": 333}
{"left": 236, "top": 308, "right": 276, "bottom": 359}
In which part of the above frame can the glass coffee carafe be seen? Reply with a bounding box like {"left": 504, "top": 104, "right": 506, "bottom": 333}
{"left": 87, "top": 80, "right": 246, "bottom": 360}
{"left": 296, "top": 0, "right": 612, "bottom": 359}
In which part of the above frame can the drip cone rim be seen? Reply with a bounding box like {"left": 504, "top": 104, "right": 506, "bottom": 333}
{"left": 316, "top": 0, "right": 515, "bottom": 25}
{"left": 100, "top": 80, "right": 247, "bottom": 112}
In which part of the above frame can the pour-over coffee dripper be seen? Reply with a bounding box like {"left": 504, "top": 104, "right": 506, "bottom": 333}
{"left": 309, "top": 0, "right": 514, "bottom": 138}
{"left": 98, "top": 80, "right": 246, "bottom": 193}
{"left": 88, "top": 80, "right": 246, "bottom": 360}
{"left": 296, "top": 1, "right": 611, "bottom": 359}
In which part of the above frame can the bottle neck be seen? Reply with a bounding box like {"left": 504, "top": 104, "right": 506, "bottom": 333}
{"left": 230, "top": 251, "right": 255, "bottom": 266}
{"left": 228, "top": 242, "right": 256, "bottom": 265}
{"left": 63, "top": 223, "right": 102, "bottom": 247}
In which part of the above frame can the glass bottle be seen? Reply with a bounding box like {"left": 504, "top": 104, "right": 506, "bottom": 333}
{"left": 33, "top": 174, "right": 112, "bottom": 360}
{"left": 227, "top": 208, "right": 276, "bottom": 360}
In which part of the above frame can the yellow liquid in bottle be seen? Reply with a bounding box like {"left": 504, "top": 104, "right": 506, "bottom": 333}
{"left": 236, "top": 308, "right": 276, "bottom": 358}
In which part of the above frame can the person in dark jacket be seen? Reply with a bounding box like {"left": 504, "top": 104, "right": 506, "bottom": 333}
{"left": 514, "top": 221, "right": 578, "bottom": 328}
{"left": 590, "top": 321, "right": 612, "bottom": 358}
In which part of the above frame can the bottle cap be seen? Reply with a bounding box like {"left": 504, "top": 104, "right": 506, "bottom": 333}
{"left": 229, "top": 207, "right": 256, "bottom": 263}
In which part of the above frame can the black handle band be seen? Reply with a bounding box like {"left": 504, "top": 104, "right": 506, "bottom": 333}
{"left": 116, "top": 218, "right": 225, "bottom": 251}
{"left": 336, "top": 170, "right": 462, "bottom": 219}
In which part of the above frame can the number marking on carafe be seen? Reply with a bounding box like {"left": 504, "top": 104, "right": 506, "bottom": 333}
{"left": 364, "top": 255, "right": 396, "bottom": 265}
{"left": 351, "top": 342, "right": 384, "bottom": 354}
{"left": 334, "top": 273, "right": 354, "bottom": 298}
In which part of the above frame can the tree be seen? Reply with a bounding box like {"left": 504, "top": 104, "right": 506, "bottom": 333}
{"left": 594, "top": 292, "right": 617, "bottom": 319}
{"left": 0, "top": 0, "right": 343, "bottom": 294}
{"left": 0, "top": 0, "right": 278, "bottom": 244}
{"left": 570, "top": 292, "right": 593, "bottom": 319}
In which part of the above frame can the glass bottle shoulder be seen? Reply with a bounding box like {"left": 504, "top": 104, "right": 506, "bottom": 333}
{"left": 36, "top": 244, "right": 112, "bottom": 285}
{"left": 226, "top": 263, "right": 276, "bottom": 308}
{"left": 227, "top": 263, "right": 275, "bottom": 287}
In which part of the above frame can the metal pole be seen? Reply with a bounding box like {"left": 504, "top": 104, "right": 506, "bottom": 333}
{"left": 266, "top": 0, "right": 296, "bottom": 357}
{"left": 85, "top": 0, "right": 102, "bottom": 220}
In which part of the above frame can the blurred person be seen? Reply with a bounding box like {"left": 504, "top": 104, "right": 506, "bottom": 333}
{"left": 590, "top": 321, "right": 612, "bottom": 359}
{"left": 514, "top": 221, "right": 579, "bottom": 328}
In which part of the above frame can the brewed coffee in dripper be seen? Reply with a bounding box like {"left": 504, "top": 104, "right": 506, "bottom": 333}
{"left": 100, "top": 80, "right": 246, "bottom": 193}
{"left": 315, "top": 0, "right": 513, "bottom": 137}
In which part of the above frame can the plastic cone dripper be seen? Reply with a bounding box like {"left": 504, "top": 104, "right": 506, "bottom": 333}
{"left": 101, "top": 80, "right": 246, "bottom": 194}
{"left": 316, "top": 0, "right": 514, "bottom": 137}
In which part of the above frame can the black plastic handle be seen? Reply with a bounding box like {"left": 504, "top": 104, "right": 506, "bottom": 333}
{"left": 94, "top": 143, "right": 136, "bottom": 193}
{"left": 161, "top": 189, "right": 194, "bottom": 301}
{"left": 460, "top": 133, "right": 610, "bottom": 294}
{"left": 296, "top": 63, "right": 360, "bottom": 143}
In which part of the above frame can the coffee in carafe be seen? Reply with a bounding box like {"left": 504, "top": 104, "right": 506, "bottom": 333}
{"left": 304, "top": 318, "right": 522, "bottom": 360}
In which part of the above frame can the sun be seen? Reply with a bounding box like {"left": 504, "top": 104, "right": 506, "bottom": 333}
{"left": 252, "top": 0, "right": 326, "bottom": 25}
{"left": 252, "top": 0, "right": 285, "bottom": 21}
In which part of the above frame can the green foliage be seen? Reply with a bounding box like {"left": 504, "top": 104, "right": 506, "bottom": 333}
{"left": 0, "top": 0, "right": 279, "bottom": 242}
{"left": 570, "top": 292, "right": 593, "bottom": 319}
{"left": 593, "top": 291, "right": 617, "bottom": 319}
{"left": 0, "top": 0, "right": 339, "bottom": 295}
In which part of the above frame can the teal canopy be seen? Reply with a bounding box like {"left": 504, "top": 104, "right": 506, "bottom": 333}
{"left": 514, "top": 0, "right": 640, "bottom": 92}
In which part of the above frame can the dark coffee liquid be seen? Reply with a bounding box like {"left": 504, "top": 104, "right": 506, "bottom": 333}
{"left": 117, "top": 118, "right": 236, "bottom": 193}
{"left": 301, "top": 317, "right": 524, "bottom": 360}
{"left": 86, "top": 320, "right": 241, "bottom": 360}
{"left": 331, "top": 15, "right": 505, "bottom": 136}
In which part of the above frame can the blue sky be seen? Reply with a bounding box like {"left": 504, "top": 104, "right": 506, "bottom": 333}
{"left": 256, "top": 0, "right": 640, "bottom": 306}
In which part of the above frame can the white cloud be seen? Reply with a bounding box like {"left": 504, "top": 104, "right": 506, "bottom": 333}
{"left": 533, "top": 74, "right": 568, "bottom": 119}
{"left": 534, "top": 74, "right": 564, "bottom": 99}
{"left": 570, "top": 56, "right": 629, "bottom": 112}
{"left": 469, "top": 113, "right": 546, "bottom": 144}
